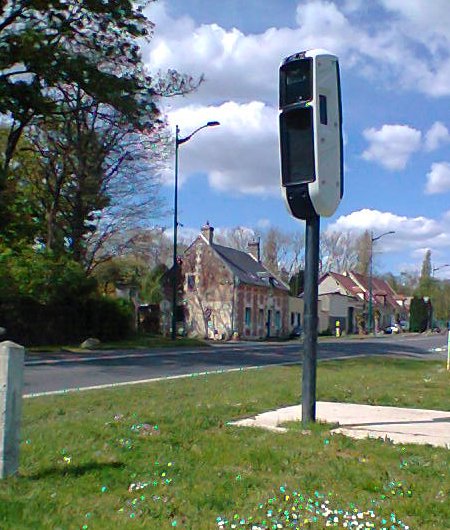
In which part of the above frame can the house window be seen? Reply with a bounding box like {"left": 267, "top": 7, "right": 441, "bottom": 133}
{"left": 259, "top": 308, "right": 264, "bottom": 326}
{"left": 275, "top": 311, "right": 281, "bottom": 329}
{"left": 187, "top": 274, "right": 196, "bottom": 291}
{"left": 291, "top": 312, "right": 295, "bottom": 326}
{"left": 297, "top": 313, "right": 301, "bottom": 326}
{"left": 245, "top": 307, "right": 252, "bottom": 327}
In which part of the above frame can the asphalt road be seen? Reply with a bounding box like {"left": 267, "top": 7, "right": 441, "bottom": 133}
{"left": 24, "top": 333, "right": 448, "bottom": 396}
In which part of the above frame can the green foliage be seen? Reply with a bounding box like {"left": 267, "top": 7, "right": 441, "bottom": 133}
{"left": 0, "top": 246, "right": 132, "bottom": 345}
{"left": 430, "top": 281, "right": 450, "bottom": 321}
{"left": 409, "top": 297, "right": 429, "bottom": 332}
{"left": 0, "top": 129, "right": 44, "bottom": 245}
{"left": 0, "top": 0, "right": 199, "bottom": 235}
{"left": 2, "top": 247, "right": 95, "bottom": 303}
{"left": 0, "top": 0, "right": 157, "bottom": 135}
{"left": 420, "top": 250, "right": 432, "bottom": 281}
{"left": 93, "top": 258, "right": 166, "bottom": 304}
{"left": 140, "top": 264, "right": 168, "bottom": 304}
{"left": 84, "top": 297, "right": 134, "bottom": 342}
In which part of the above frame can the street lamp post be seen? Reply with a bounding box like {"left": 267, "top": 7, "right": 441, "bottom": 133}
{"left": 171, "top": 121, "right": 220, "bottom": 340}
{"left": 368, "top": 230, "right": 395, "bottom": 334}
{"left": 432, "top": 264, "right": 450, "bottom": 277}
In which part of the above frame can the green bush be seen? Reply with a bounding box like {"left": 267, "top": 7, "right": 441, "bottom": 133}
{"left": 84, "top": 297, "right": 133, "bottom": 342}
{"left": 0, "top": 246, "right": 133, "bottom": 345}
{"left": 0, "top": 296, "right": 133, "bottom": 346}
{"left": 409, "top": 297, "right": 429, "bottom": 332}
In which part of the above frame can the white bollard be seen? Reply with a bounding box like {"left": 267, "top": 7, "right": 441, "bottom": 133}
{"left": 0, "top": 341, "right": 25, "bottom": 479}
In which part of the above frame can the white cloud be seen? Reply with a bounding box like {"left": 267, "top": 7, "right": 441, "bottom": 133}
{"left": 328, "top": 208, "right": 450, "bottom": 255}
{"left": 143, "top": 0, "right": 450, "bottom": 106}
{"left": 165, "top": 101, "right": 280, "bottom": 195}
{"left": 424, "top": 122, "right": 450, "bottom": 151}
{"left": 257, "top": 218, "right": 272, "bottom": 229}
{"left": 362, "top": 125, "right": 422, "bottom": 170}
{"left": 425, "top": 162, "right": 450, "bottom": 194}
{"left": 378, "top": 0, "right": 450, "bottom": 51}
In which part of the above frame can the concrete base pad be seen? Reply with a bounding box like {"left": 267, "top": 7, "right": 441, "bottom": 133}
{"left": 230, "top": 402, "right": 450, "bottom": 448}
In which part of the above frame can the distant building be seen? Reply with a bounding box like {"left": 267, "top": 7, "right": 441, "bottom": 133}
{"left": 179, "top": 223, "right": 291, "bottom": 340}
{"left": 318, "top": 271, "right": 409, "bottom": 333}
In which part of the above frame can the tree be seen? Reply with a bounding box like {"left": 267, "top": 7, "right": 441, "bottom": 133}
{"left": 0, "top": 128, "right": 44, "bottom": 245}
{"left": 140, "top": 264, "right": 167, "bottom": 304}
{"left": 398, "top": 271, "right": 419, "bottom": 295}
{"left": 94, "top": 227, "right": 173, "bottom": 272}
{"left": 215, "top": 225, "right": 256, "bottom": 251}
{"left": 92, "top": 255, "right": 165, "bottom": 303}
{"left": 0, "top": 1, "right": 144, "bottom": 195}
{"left": 420, "top": 250, "right": 432, "bottom": 279}
{"left": 24, "top": 86, "right": 170, "bottom": 266}
{"left": 261, "top": 227, "right": 304, "bottom": 277}
{"left": 417, "top": 249, "right": 433, "bottom": 295}
{"left": 320, "top": 231, "right": 358, "bottom": 273}
{"left": 262, "top": 228, "right": 282, "bottom": 274}
{"left": 419, "top": 249, "right": 432, "bottom": 284}
{"left": 355, "top": 230, "right": 372, "bottom": 275}
{"left": 409, "top": 297, "right": 429, "bottom": 332}
{"left": 0, "top": 0, "right": 198, "bottom": 231}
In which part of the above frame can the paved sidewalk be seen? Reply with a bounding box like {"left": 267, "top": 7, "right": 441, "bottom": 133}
{"left": 230, "top": 401, "right": 450, "bottom": 448}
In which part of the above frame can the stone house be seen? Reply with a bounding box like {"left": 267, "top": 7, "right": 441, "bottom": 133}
{"left": 181, "top": 223, "right": 290, "bottom": 340}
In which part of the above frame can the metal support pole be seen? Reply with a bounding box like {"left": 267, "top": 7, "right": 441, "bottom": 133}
{"left": 171, "top": 126, "right": 180, "bottom": 340}
{"left": 302, "top": 213, "right": 320, "bottom": 426}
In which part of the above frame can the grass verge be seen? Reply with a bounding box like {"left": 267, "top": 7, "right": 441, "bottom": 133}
{"left": 1, "top": 358, "right": 449, "bottom": 529}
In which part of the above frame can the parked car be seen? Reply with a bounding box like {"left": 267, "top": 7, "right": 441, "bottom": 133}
{"left": 289, "top": 325, "right": 303, "bottom": 339}
{"left": 384, "top": 324, "right": 401, "bottom": 334}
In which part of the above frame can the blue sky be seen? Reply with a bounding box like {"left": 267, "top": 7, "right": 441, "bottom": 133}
{"left": 141, "top": 0, "right": 450, "bottom": 278}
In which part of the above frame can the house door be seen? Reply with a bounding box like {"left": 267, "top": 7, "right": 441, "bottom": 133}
{"left": 267, "top": 309, "right": 272, "bottom": 338}
{"left": 347, "top": 307, "right": 354, "bottom": 334}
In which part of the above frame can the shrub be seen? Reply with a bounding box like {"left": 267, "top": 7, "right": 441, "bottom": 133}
{"left": 409, "top": 297, "right": 429, "bottom": 332}
{"left": 0, "top": 247, "right": 133, "bottom": 345}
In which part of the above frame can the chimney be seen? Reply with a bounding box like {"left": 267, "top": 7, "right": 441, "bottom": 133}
{"left": 201, "top": 221, "right": 214, "bottom": 244}
{"left": 248, "top": 238, "right": 261, "bottom": 262}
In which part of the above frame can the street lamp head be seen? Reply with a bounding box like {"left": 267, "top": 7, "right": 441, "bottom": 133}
{"left": 177, "top": 121, "right": 220, "bottom": 146}
{"left": 372, "top": 230, "right": 396, "bottom": 242}
{"left": 433, "top": 263, "right": 450, "bottom": 273}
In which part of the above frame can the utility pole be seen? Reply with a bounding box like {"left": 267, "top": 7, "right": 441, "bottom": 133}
{"left": 368, "top": 231, "right": 395, "bottom": 333}
{"left": 171, "top": 122, "right": 220, "bottom": 340}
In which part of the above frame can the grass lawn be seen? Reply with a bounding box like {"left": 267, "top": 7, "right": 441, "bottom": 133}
{"left": 1, "top": 358, "right": 449, "bottom": 529}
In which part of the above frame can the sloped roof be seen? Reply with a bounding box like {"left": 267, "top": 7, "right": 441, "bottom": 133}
{"left": 348, "top": 271, "right": 401, "bottom": 309}
{"left": 326, "top": 272, "right": 364, "bottom": 296}
{"left": 319, "top": 271, "right": 403, "bottom": 310}
{"left": 212, "top": 243, "right": 289, "bottom": 291}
